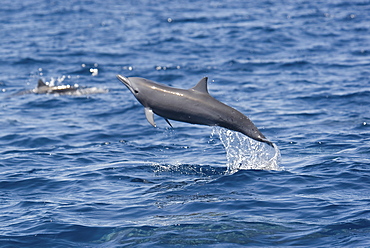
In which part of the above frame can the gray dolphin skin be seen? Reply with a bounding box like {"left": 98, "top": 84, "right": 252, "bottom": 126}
{"left": 117, "top": 75, "right": 273, "bottom": 146}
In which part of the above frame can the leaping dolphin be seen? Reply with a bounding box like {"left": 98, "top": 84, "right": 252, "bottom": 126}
{"left": 117, "top": 75, "right": 273, "bottom": 146}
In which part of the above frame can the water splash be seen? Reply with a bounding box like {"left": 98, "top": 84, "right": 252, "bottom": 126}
{"left": 213, "top": 127, "right": 282, "bottom": 173}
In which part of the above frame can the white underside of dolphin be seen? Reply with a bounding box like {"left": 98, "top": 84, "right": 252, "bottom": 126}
{"left": 117, "top": 75, "right": 273, "bottom": 146}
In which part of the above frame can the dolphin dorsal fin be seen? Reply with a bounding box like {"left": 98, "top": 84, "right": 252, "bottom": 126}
{"left": 191, "top": 77, "right": 209, "bottom": 94}
{"left": 37, "top": 79, "right": 47, "bottom": 88}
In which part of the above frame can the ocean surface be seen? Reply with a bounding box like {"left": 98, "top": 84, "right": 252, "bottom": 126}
{"left": 1, "top": 0, "right": 370, "bottom": 247}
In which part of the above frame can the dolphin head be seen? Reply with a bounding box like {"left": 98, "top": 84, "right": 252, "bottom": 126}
{"left": 117, "top": 75, "right": 140, "bottom": 95}
{"left": 117, "top": 75, "right": 157, "bottom": 107}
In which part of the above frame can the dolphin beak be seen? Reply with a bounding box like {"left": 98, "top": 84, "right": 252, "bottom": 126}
{"left": 116, "top": 74, "right": 131, "bottom": 88}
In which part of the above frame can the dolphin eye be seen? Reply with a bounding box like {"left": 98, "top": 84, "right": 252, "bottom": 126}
{"left": 134, "top": 90, "right": 139, "bottom": 94}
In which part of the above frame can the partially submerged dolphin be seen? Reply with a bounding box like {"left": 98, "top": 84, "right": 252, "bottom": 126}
{"left": 13, "top": 79, "right": 108, "bottom": 96}
{"left": 117, "top": 75, "right": 273, "bottom": 146}
{"left": 33, "top": 79, "right": 80, "bottom": 94}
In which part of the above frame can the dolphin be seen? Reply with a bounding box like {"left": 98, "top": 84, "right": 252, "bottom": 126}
{"left": 12, "top": 79, "right": 108, "bottom": 96}
{"left": 117, "top": 75, "right": 273, "bottom": 146}
{"left": 33, "top": 79, "right": 80, "bottom": 94}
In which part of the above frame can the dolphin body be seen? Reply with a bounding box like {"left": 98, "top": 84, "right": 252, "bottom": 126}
{"left": 117, "top": 75, "right": 273, "bottom": 146}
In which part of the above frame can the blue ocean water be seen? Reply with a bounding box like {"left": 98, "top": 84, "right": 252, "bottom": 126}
{"left": 1, "top": 0, "right": 370, "bottom": 246}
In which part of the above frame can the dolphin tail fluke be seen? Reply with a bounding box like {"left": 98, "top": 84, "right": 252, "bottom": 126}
{"left": 261, "top": 138, "right": 274, "bottom": 147}
{"left": 266, "top": 141, "right": 275, "bottom": 147}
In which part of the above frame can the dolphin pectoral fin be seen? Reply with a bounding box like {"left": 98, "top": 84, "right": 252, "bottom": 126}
{"left": 165, "top": 119, "right": 173, "bottom": 128}
{"left": 144, "top": 107, "right": 156, "bottom": 127}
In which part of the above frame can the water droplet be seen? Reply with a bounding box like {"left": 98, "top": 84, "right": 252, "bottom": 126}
{"left": 90, "top": 68, "right": 98, "bottom": 76}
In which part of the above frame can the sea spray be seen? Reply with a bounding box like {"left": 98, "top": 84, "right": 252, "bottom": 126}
{"left": 214, "top": 127, "right": 282, "bottom": 173}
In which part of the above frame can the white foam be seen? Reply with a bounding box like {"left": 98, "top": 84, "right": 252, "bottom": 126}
{"left": 214, "top": 127, "right": 282, "bottom": 173}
